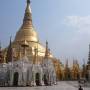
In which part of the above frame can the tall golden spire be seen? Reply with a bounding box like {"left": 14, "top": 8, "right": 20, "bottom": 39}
{"left": 6, "top": 37, "right": 13, "bottom": 63}
{"left": 23, "top": 0, "right": 32, "bottom": 26}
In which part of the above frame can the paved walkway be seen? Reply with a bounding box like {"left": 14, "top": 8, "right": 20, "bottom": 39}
{"left": 66, "top": 81, "right": 90, "bottom": 88}
{"left": 0, "top": 81, "right": 89, "bottom": 90}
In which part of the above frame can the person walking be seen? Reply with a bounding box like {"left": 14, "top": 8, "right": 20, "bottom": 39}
{"left": 78, "top": 85, "right": 83, "bottom": 90}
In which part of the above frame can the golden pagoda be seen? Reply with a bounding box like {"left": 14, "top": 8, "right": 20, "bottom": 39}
{"left": 7, "top": 0, "right": 53, "bottom": 62}
{"left": 1, "top": 0, "right": 64, "bottom": 81}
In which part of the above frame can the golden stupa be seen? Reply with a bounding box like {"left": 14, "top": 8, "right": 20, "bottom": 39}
{"left": 1, "top": 1, "right": 63, "bottom": 80}
{"left": 10, "top": 0, "right": 53, "bottom": 62}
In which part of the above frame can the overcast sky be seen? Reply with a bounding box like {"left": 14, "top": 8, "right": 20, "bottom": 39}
{"left": 0, "top": 0, "right": 90, "bottom": 65}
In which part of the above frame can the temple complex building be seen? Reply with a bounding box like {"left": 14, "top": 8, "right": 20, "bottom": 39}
{"left": 0, "top": 0, "right": 57, "bottom": 86}
{"left": 2, "top": 0, "right": 60, "bottom": 77}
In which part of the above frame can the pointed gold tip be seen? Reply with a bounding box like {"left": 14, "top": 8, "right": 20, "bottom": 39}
{"left": 26, "top": 0, "right": 32, "bottom": 13}
{"left": 27, "top": 0, "right": 30, "bottom": 4}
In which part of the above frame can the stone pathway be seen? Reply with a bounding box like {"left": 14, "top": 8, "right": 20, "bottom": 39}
{"left": 0, "top": 81, "right": 89, "bottom": 90}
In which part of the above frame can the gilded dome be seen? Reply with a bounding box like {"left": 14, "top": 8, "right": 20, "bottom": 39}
{"left": 15, "top": 26, "right": 38, "bottom": 42}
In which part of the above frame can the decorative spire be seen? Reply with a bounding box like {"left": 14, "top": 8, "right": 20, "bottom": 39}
{"left": 23, "top": 0, "right": 32, "bottom": 26}
{"left": 27, "top": 0, "right": 31, "bottom": 4}
{"left": 45, "top": 41, "right": 49, "bottom": 58}
{"left": 0, "top": 42, "right": 3, "bottom": 63}
{"left": 88, "top": 44, "right": 90, "bottom": 64}
{"left": 10, "top": 36, "right": 12, "bottom": 46}
{"left": 26, "top": 0, "right": 31, "bottom": 13}
{"left": 0, "top": 42, "right": 1, "bottom": 50}
{"left": 6, "top": 37, "right": 13, "bottom": 63}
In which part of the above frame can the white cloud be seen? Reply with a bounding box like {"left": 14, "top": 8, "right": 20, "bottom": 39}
{"left": 63, "top": 16, "right": 90, "bottom": 43}
{"left": 64, "top": 16, "right": 90, "bottom": 36}
{"left": 64, "top": 16, "right": 90, "bottom": 31}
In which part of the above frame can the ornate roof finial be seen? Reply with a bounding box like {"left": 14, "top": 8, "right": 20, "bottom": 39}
{"left": 6, "top": 36, "right": 13, "bottom": 63}
{"left": 46, "top": 40, "right": 48, "bottom": 45}
{"left": 9, "top": 36, "right": 12, "bottom": 47}
{"left": 0, "top": 42, "right": 1, "bottom": 50}
{"left": 0, "top": 42, "right": 3, "bottom": 63}
{"left": 26, "top": 0, "right": 32, "bottom": 13}
{"left": 88, "top": 44, "right": 90, "bottom": 64}
{"left": 45, "top": 40, "right": 49, "bottom": 58}
{"left": 27, "top": 0, "right": 31, "bottom": 4}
